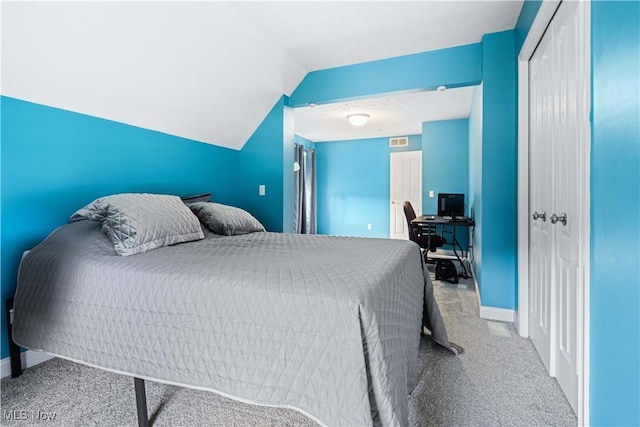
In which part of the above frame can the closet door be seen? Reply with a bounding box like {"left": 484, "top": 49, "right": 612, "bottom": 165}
{"left": 528, "top": 24, "right": 555, "bottom": 374}
{"left": 550, "top": 0, "right": 586, "bottom": 412}
{"left": 528, "top": 0, "right": 587, "bottom": 414}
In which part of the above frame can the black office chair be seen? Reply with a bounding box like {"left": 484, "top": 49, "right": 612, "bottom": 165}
{"left": 403, "top": 201, "right": 446, "bottom": 259}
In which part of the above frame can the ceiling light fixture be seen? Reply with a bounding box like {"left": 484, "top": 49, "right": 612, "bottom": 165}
{"left": 437, "top": 85, "right": 447, "bottom": 92}
{"left": 347, "top": 113, "right": 370, "bottom": 126}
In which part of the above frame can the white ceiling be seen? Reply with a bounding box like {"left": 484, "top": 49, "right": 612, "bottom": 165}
{"left": 1, "top": 1, "right": 523, "bottom": 150}
{"left": 294, "top": 86, "right": 477, "bottom": 142}
{"left": 233, "top": 1, "right": 523, "bottom": 71}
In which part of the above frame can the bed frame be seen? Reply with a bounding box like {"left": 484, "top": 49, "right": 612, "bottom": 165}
{"left": 6, "top": 298, "right": 150, "bottom": 427}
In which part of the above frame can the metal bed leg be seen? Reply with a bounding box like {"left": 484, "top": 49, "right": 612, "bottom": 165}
{"left": 5, "top": 298, "right": 23, "bottom": 378}
{"left": 134, "top": 377, "right": 149, "bottom": 427}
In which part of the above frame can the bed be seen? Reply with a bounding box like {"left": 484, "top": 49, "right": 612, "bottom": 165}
{"left": 11, "top": 194, "right": 453, "bottom": 427}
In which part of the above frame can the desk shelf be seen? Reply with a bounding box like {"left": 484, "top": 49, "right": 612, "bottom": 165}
{"left": 409, "top": 215, "right": 475, "bottom": 281}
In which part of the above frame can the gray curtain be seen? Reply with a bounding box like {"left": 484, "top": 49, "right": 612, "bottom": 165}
{"left": 294, "top": 144, "right": 316, "bottom": 234}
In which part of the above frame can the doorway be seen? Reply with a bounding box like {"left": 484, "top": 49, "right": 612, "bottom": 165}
{"left": 390, "top": 151, "right": 422, "bottom": 240}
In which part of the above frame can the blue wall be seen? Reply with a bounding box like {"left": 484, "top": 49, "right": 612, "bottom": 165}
{"left": 421, "top": 119, "right": 469, "bottom": 214}
{"left": 422, "top": 119, "right": 470, "bottom": 251}
{"left": 316, "top": 124, "right": 472, "bottom": 241}
{"left": 0, "top": 96, "right": 239, "bottom": 359}
{"left": 238, "top": 96, "right": 295, "bottom": 233}
{"left": 590, "top": 2, "right": 640, "bottom": 425}
{"left": 475, "top": 30, "right": 518, "bottom": 310}
{"left": 315, "top": 135, "right": 421, "bottom": 237}
{"left": 290, "top": 43, "right": 482, "bottom": 106}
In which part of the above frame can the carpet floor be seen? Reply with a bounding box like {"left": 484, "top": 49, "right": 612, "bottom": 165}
{"left": 1, "top": 268, "right": 577, "bottom": 426}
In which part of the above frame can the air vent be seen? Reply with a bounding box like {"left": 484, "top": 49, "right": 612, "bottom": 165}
{"left": 389, "top": 137, "right": 409, "bottom": 147}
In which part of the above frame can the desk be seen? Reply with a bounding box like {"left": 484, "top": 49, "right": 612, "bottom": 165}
{"left": 410, "top": 215, "right": 475, "bottom": 280}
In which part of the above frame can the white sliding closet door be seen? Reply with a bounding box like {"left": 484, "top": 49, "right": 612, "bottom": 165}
{"left": 528, "top": 30, "right": 554, "bottom": 374}
{"left": 551, "top": 0, "right": 589, "bottom": 411}
{"left": 528, "top": 0, "right": 588, "bottom": 414}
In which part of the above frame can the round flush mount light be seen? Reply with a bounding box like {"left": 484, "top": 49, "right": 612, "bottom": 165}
{"left": 437, "top": 85, "right": 447, "bottom": 92}
{"left": 347, "top": 113, "right": 370, "bottom": 126}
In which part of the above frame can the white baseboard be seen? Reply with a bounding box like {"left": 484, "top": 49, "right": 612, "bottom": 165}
{"left": 470, "top": 266, "right": 517, "bottom": 323}
{"left": 1, "top": 350, "right": 55, "bottom": 379}
{"left": 479, "top": 306, "right": 517, "bottom": 323}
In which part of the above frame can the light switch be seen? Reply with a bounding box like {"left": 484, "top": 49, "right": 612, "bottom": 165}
{"left": 429, "top": 190, "right": 435, "bottom": 198}
{"left": 367, "top": 224, "right": 372, "bottom": 230}
{"left": 259, "top": 185, "right": 266, "bottom": 196}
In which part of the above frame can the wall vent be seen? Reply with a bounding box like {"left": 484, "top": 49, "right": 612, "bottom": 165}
{"left": 389, "top": 137, "right": 409, "bottom": 147}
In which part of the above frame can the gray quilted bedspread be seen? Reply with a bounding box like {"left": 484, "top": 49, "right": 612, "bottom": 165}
{"left": 13, "top": 220, "right": 450, "bottom": 426}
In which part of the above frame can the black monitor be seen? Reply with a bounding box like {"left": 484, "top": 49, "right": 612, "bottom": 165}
{"left": 437, "top": 193, "right": 465, "bottom": 218}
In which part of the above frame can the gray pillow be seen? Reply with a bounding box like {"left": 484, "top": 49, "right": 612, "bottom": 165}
{"left": 188, "top": 202, "right": 265, "bottom": 236}
{"left": 71, "top": 193, "right": 204, "bottom": 256}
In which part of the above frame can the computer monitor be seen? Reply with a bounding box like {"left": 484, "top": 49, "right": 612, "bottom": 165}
{"left": 437, "top": 193, "right": 465, "bottom": 218}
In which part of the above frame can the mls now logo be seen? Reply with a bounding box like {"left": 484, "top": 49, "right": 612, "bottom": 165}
{"left": 3, "top": 409, "right": 28, "bottom": 421}
{"left": 3, "top": 409, "right": 57, "bottom": 422}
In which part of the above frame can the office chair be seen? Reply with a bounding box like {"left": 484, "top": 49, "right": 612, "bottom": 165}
{"left": 403, "top": 201, "right": 446, "bottom": 260}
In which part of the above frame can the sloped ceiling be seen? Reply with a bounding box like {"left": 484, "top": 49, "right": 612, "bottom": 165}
{"left": 1, "top": 1, "right": 523, "bottom": 150}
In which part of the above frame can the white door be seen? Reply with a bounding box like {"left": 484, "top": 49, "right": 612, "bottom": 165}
{"left": 528, "top": 29, "right": 555, "bottom": 374}
{"left": 528, "top": 0, "right": 587, "bottom": 414}
{"left": 390, "top": 151, "right": 422, "bottom": 240}
{"left": 550, "top": 0, "right": 586, "bottom": 412}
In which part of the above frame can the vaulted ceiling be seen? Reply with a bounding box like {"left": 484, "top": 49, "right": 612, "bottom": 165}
{"left": 1, "top": 1, "right": 523, "bottom": 150}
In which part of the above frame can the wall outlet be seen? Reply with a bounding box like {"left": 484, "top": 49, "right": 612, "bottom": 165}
{"left": 367, "top": 224, "right": 372, "bottom": 230}
{"left": 259, "top": 185, "right": 266, "bottom": 196}
{"left": 429, "top": 190, "right": 435, "bottom": 198}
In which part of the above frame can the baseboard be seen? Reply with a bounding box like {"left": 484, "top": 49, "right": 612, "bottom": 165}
{"left": 479, "top": 306, "right": 517, "bottom": 323}
{"left": 470, "top": 267, "right": 517, "bottom": 323}
{"left": 1, "top": 350, "right": 55, "bottom": 379}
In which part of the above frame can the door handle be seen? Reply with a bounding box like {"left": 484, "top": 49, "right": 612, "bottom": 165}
{"left": 550, "top": 213, "right": 567, "bottom": 226}
{"left": 532, "top": 211, "right": 547, "bottom": 222}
